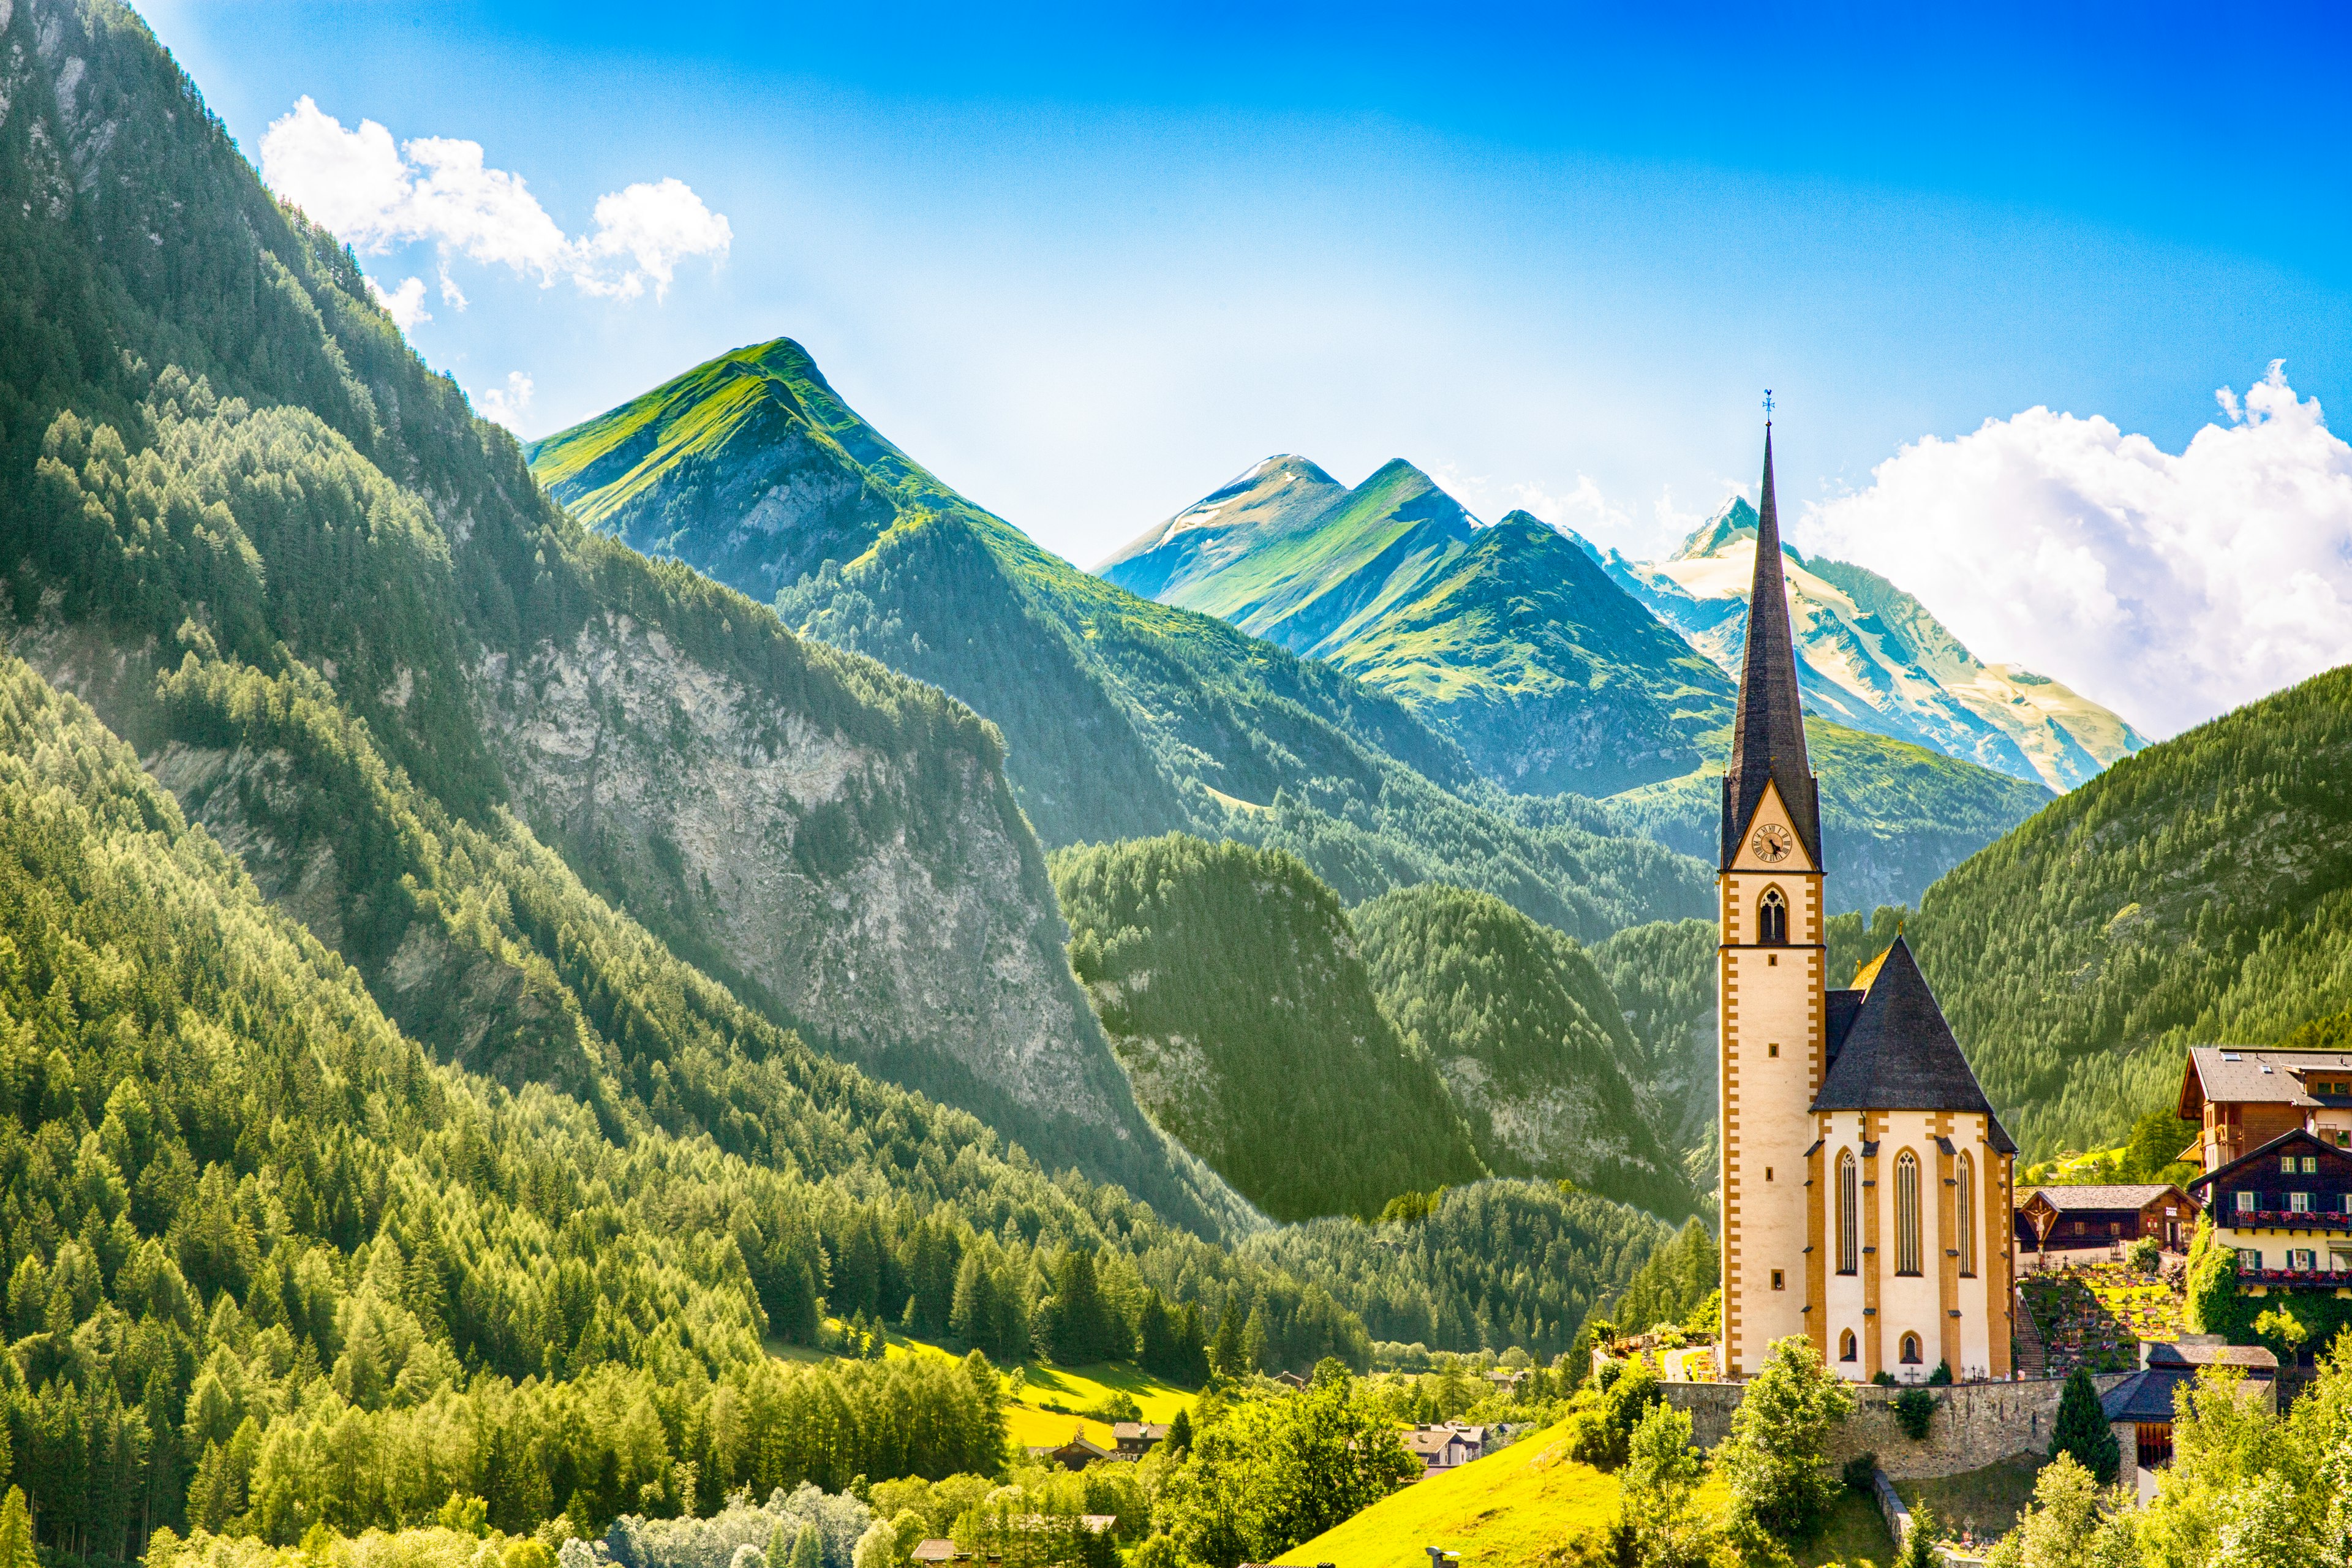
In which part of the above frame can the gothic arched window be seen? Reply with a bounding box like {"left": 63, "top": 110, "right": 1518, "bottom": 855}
{"left": 1957, "top": 1152, "right": 1977, "bottom": 1278}
{"left": 1758, "top": 886, "right": 1789, "bottom": 946}
{"left": 1838, "top": 1150, "right": 1859, "bottom": 1275}
{"left": 1839, "top": 1328, "right": 1857, "bottom": 1362}
{"left": 1895, "top": 1151, "right": 1923, "bottom": 1276}
{"left": 1900, "top": 1332, "right": 1923, "bottom": 1365}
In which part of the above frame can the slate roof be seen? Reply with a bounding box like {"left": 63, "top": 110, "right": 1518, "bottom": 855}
{"left": 2018, "top": 1184, "right": 2190, "bottom": 1213}
{"left": 2101, "top": 1368, "right": 2193, "bottom": 1424}
{"left": 1824, "top": 988, "right": 1866, "bottom": 1066}
{"left": 1720, "top": 426, "right": 1822, "bottom": 870}
{"left": 2144, "top": 1341, "right": 2277, "bottom": 1373}
{"left": 1810, "top": 937, "right": 2016, "bottom": 1153}
{"left": 2180, "top": 1046, "right": 2352, "bottom": 1113}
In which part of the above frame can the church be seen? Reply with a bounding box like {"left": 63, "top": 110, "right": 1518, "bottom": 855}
{"left": 1716, "top": 426, "right": 2017, "bottom": 1385}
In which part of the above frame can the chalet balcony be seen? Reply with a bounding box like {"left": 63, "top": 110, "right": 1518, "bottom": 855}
{"left": 2228, "top": 1210, "right": 2352, "bottom": 1231}
{"left": 2239, "top": 1267, "right": 2352, "bottom": 1287}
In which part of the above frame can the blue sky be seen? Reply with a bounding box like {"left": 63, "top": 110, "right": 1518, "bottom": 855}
{"left": 144, "top": 0, "right": 2351, "bottom": 594}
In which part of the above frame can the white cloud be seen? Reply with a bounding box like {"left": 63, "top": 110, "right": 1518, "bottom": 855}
{"left": 258, "top": 96, "right": 731, "bottom": 305}
{"left": 475, "top": 371, "right": 535, "bottom": 431}
{"left": 1795, "top": 363, "right": 2352, "bottom": 739}
{"left": 366, "top": 274, "right": 430, "bottom": 330}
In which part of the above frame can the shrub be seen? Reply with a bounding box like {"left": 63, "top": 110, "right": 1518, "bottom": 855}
{"left": 1718, "top": 1336, "right": 1853, "bottom": 1543}
{"left": 1842, "top": 1453, "right": 1879, "bottom": 1493}
{"left": 1893, "top": 1387, "right": 1936, "bottom": 1441}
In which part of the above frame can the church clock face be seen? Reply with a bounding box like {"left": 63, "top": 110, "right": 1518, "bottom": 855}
{"left": 1751, "top": 823, "right": 1793, "bottom": 864}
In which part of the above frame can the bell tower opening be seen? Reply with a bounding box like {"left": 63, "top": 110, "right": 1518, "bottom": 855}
{"left": 1758, "top": 886, "right": 1789, "bottom": 945}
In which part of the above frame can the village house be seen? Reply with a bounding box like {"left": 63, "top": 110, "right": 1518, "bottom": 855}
{"left": 1027, "top": 1433, "right": 1114, "bottom": 1471}
{"left": 2177, "top": 1046, "right": 2352, "bottom": 1169}
{"left": 1111, "top": 1421, "right": 1169, "bottom": 1458}
{"left": 2185, "top": 1126, "right": 2352, "bottom": 1281}
{"left": 2013, "top": 1184, "right": 2199, "bottom": 1253}
{"left": 1401, "top": 1423, "right": 1483, "bottom": 1477}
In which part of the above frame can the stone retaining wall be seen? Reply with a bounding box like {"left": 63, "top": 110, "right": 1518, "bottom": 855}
{"left": 1661, "top": 1374, "right": 2132, "bottom": 1479}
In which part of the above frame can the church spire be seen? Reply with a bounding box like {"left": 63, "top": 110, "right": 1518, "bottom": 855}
{"left": 1721, "top": 423, "right": 1822, "bottom": 869}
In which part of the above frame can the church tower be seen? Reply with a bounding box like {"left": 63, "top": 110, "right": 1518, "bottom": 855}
{"left": 1715, "top": 424, "right": 1824, "bottom": 1381}
{"left": 1716, "top": 421, "right": 2018, "bottom": 1385}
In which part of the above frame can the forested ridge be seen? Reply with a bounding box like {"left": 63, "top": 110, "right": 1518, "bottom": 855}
{"left": 1826, "top": 664, "right": 2352, "bottom": 1157}
{"left": 0, "top": 0, "right": 1227, "bottom": 1223}
{"left": 1049, "top": 837, "right": 1486, "bottom": 1222}
{"left": 1352, "top": 885, "right": 1691, "bottom": 1216}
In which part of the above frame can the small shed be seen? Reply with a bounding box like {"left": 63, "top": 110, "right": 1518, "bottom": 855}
{"left": 2103, "top": 1340, "right": 2277, "bottom": 1473}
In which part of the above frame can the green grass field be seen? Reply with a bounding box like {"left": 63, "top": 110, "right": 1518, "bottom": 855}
{"left": 775, "top": 1323, "right": 1198, "bottom": 1451}
{"left": 1275, "top": 1420, "right": 1621, "bottom": 1568}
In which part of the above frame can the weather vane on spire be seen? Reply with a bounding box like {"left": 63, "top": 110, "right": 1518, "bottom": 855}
{"left": 1763, "top": 388, "right": 1775, "bottom": 423}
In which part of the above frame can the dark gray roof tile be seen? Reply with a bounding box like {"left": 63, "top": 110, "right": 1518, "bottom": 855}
{"left": 1809, "top": 937, "right": 2016, "bottom": 1153}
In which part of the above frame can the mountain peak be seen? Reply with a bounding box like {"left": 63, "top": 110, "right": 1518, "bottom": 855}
{"left": 1672, "top": 495, "right": 1762, "bottom": 560}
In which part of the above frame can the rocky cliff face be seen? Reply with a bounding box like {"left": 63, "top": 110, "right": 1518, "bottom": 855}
{"left": 470, "top": 608, "right": 1145, "bottom": 1146}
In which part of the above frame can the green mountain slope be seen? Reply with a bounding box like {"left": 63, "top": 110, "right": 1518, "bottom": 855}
{"left": 1826, "top": 665, "right": 2352, "bottom": 1158}
{"left": 1608, "top": 718, "right": 2054, "bottom": 917}
{"left": 0, "top": 20, "right": 1696, "bottom": 1553}
{"left": 0, "top": 647, "right": 1391, "bottom": 1549}
{"left": 1103, "top": 459, "right": 1733, "bottom": 796}
{"left": 1050, "top": 836, "right": 1487, "bottom": 1221}
{"left": 0, "top": 12, "right": 1231, "bottom": 1216}
{"left": 531, "top": 344, "right": 1712, "bottom": 944}
{"left": 1351, "top": 884, "right": 1691, "bottom": 1216}
{"left": 1589, "top": 917, "right": 1721, "bottom": 1185}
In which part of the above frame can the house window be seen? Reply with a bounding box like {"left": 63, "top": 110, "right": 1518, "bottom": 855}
{"left": 1899, "top": 1332, "right": 1922, "bottom": 1365}
{"left": 2303, "top": 1156, "right": 2320, "bottom": 1174}
{"left": 1895, "top": 1152, "right": 1922, "bottom": 1276}
{"left": 1957, "top": 1152, "right": 1977, "bottom": 1278}
{"left": 2237, "top": 1248, "right": 2263, "bottom": 1270}
{"left": 1769, "top": 1042, "right": 1779, "bottom": 1057}
{"left": 1838, "top": 1150, "right": 1860, "bottom": 1275}
{"left": 1758, "top": 886, "right": 1789, "bottom": 946}
{"left": 1839, "top": 1329, "right": 1857, "bottom": 1362}
{"left": 2236, "top": 1191, "right": 2256, "bottom": 1214}
{"left": 2292, "top": 1193, "right": 2312, "bottom": 1213}
{"left": 1771, "top": 1270, "right": 1785, "bottom": 1291}
{"left": 2283, "top": 1156, "right": 2298, "bottom": 1172}
{"left": 2291, "top": 1249, "right": 2317, "bottom": 1272}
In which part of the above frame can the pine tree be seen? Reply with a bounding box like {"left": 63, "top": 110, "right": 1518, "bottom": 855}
{"left": 2049, "top": 1368, "right": 2120, "bottom": 1485}
{"left": 0, "top": 1488, "right": 33, "bottom": 1568}
{"left": 1212, "top": 1298, "right": 1246, "bottom": 1380}
{"left": 791, "top": 1523, "right": 824, "bottom": 1568}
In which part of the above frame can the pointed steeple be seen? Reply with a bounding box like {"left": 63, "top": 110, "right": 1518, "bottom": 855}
{"left": 1720, "top": 424, "right": 1822, "bottom": 869}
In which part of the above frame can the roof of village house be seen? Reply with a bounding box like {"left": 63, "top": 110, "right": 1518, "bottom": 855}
{"left": 2101, "top": 1368, "right": 2193, "bottom": 1424}
{"left": 911, "top": 1543, "right": 956, "bottom": 1564}
{"left": 1810, "top": 937, "right": 2016, "bottom": 1153}
{"left": 2018, "top": 1183, "right": 2191, "bottom": 1212}
{"left": 1112, "top": 1422, "right": 1170, "bottom": 1442}
{"left": 2146, "top": 1340, "right": 2278, "bottom": 1371}
{"left": 1403, "top": 1428, "right": 1478, "bottom": 1457}
{"left": 2187, "top": 1125, "right": 2352, "bottom": 1197}
{"left": 2179, "top": 1047, "right": 2352, "bottom": 1114}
